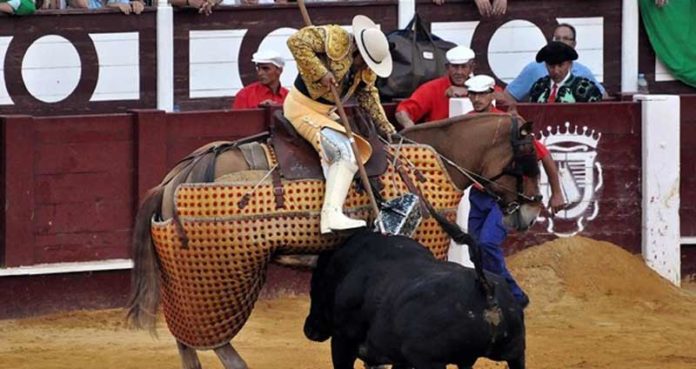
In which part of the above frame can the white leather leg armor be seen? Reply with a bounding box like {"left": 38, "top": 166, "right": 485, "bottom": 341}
{"left": 317, "top": 128, "right": 366, "bottom": 233}
{"left": 320, "top": 128, "right": 357, "bottom": 168}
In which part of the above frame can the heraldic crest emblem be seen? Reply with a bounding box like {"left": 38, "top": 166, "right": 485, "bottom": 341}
{"left": 538, "top": 122, "right": 603, "bottom": 237}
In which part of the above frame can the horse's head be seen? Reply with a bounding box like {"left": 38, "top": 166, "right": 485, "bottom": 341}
{"left": 400, "top": 113, "right": 543, "bottom": 232}
{"left": 479, "top": 118, "right": 543, "bottom": 231}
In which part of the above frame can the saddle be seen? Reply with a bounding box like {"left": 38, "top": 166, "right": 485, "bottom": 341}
{"left": 269, "top": 110, "right": 389, "bottom": 180}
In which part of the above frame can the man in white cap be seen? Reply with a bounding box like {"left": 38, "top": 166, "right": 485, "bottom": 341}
{"left": 465, "top": 74, "right": 504, "bottom": 114}
{"left": 395, "top": 45, "right": 479, "bottom": 128}
{"left": 232, "top": 49, "right": 288, "bottom": 109}
{"left": 284, "top": 15, "right": 396, "bottom": 234}
{"left": 463, "top": 74, "right": 565, "bottom": 310}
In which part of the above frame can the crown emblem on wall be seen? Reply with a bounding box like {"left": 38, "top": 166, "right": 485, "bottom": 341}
{"left": 537, "top": 122, "right": 602, "bottom": 148}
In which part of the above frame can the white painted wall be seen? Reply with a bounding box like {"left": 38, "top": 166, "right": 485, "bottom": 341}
{"left": 448, "top": 188, "right": 474, "bottom": 268}
{"left": 189, "top": 29, "right": 248, "bottom": 98}
{"left": 90, "top": 32, "right": 140, "bottom": 102}
{"left": 636, "top": 94, "right": 681, "bottom": 286}
{"left": 655, "top": 57, "right": 676, "bottom": 82}
{"left": 21, "top": 35, "right": 81, "bottom": 103}
{"left": 0, "top": 14, "right": 612, "bottom": 105}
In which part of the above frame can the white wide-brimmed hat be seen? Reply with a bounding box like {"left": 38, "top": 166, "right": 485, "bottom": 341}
{"left": 465, "top": 74, "right": 496, "bottom": 93}
{"left": 446, "top": 46, "right": 475, "bottom": 65}
{"left": 352, "top": 15, "right": 393, "bottom": 78}
{"left": 252, "top": 49, "right": 285, "bottom": 68}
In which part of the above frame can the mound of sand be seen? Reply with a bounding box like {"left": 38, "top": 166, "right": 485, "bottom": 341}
{"left": 510, "top": 236, "right": 694, "bottom": 314}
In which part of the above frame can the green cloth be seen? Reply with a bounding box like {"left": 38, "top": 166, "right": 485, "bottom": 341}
{"left": 640, "top": 0, "right": 696, "bottom": 88}
{"left": 14, "top": 0, "right": 36, "bottom": 15}
{"left": 0, "top": 0, "right": 35, "bottom": 15}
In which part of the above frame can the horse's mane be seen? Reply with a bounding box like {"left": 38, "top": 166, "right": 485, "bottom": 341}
{"left": 400, "top": 112, "right": 515, "bottom": 135}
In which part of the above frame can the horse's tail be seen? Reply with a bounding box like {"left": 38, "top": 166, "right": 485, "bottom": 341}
{"left": 126, "top": 186, "right": 165, "bottom": 333}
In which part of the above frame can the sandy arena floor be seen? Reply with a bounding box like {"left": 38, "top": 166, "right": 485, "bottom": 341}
{"left": 2, "top": 237, "right": 696, "bottom": 369}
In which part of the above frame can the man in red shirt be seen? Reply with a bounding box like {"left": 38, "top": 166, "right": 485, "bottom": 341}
{"left": 395, "top": 45, "right": 476, "bottom": 128}
{"left": 232, "top": 49, "right": 289, "bottom": 109}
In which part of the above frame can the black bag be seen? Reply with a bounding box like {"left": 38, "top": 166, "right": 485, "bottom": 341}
{"left": 377, "top": 14, "right": 457, "bottom": 101}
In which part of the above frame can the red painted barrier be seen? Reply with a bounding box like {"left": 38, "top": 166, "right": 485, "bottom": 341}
{"left": 512, "top": 102, "right": 642, "bottom": 253}
{"left": 0, "top": 101, "right": 642, "bottom": 266}
{"left": 1, "top": 109, "right": 270, "bottom": 267}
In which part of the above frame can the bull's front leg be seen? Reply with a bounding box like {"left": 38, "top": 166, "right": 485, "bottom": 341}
{"left": 506, "top": 353, "right": 525, "bottom": 369}
{"left": 331, "top": 335, "right": 359, "bottom": 369}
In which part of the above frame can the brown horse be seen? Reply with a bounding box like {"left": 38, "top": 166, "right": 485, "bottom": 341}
{"left": 126, "top": 112, "right": 542, "bottom": 369}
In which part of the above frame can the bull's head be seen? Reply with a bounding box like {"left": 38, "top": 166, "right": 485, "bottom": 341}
{"left": 303, "top": 252, "right": 335, "bottom": 342}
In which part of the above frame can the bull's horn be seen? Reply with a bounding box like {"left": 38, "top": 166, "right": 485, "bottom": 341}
{"left": 272, "top": 255, "right": 319, "bottom": 269}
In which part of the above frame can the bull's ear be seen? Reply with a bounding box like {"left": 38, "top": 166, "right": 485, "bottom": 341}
{"left": 519, "top": 121, "right": 534, "bottom": 137}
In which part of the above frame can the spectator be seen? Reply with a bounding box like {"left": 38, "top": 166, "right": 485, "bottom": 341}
{"left": 0, "top": 0, "right": 36, "bottom": 14}
{"left": 170, "top": 0, "right": 221, "bottom": 15}
{"left": 225, "top": 0, "right": 286, "bottom": 4}
{"left": 464, "top": 75, "right": 504, "bottom": 113}
{"left": 432, "top": 0, "right": 508, "bottom": 17}
{"left": 395, "top": 46, "right": 484, "bottom": 128}
{"left": 504, "top": 23, "right": 606, "bottom": 102}
{"left": 232, "top": 49, "right": 288, "bottom": 110}
{"left": 69, "top": 0, "right": 145, "bottom": 14}
{"left": 529, "top": 41, "right": 603, "bottom": 103}
{"left": 464, "top": 74, "right": 565, "bottom": 309}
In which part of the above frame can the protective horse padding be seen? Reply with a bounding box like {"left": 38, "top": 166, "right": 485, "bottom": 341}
{"left": 151, "top": 144, "right": 462, "bottom": 349}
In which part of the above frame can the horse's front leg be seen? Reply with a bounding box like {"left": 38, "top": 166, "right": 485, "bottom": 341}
{"left": 177, "top": 340, "right": 202, "bottom": 369}
{"left": 214, "top": 343, "right": 248, "bottom": 369}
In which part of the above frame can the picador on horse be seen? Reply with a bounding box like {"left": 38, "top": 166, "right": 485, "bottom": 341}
{"left": 126, "top": 10, "right": 545, "bottom": 369}
{"left": 284, "top": 15, "right": 397, "bottom": 234}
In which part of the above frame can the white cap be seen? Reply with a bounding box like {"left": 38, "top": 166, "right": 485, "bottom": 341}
{"left": 445, "top": 46, "right": 475, "bottom": 65}
{"left": 465, "top": 74, "right": 495, "bottom": 93}
{"left": 252, "top": 49, "right": 285, "bottom": 68}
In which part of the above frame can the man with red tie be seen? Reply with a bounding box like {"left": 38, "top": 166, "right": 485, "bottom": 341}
{"left": 528, "top": 41, "right": 602, "bottom": 103}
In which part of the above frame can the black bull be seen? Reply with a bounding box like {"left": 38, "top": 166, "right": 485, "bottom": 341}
{"left": 304, "top": 230, "right": 526, "bottom": 369}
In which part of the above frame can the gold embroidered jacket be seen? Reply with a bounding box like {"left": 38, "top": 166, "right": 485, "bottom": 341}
{"left": 287, "top": 25, "right": 395, "bottom": 135}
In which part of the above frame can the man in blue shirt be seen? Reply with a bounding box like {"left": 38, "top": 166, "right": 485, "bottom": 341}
{"left": 504, "top": 23, "right": 606, "bottom": 102}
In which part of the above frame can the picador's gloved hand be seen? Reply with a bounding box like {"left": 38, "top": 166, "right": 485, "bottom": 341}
{"left": 384, "top": 132, "right": 405, "bottom": 145}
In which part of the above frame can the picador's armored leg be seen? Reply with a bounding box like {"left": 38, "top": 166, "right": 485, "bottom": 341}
{"left": 214, "top": 343, "right": 248, "bottom": 369}
{"left": 176, "top": 340, "right": 202, "bottom": 369}
{"left": 319, "top": 128, "right": 367, "bottom": 233}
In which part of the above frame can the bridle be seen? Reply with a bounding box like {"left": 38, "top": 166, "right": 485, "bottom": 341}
{"left": 391, "top": 116, "right": 542, "bottom": 216}
{"left": 483, "top": 116, "right": 542, "bottom": 215}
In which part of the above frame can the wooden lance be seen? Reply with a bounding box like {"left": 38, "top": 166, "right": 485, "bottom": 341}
{"left": 296, "top": 0, "right": 382, "bottom": 221}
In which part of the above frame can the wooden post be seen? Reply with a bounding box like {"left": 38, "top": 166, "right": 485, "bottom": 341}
{"left": 132, "top": 110, "right": 169, "bottom": 204}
